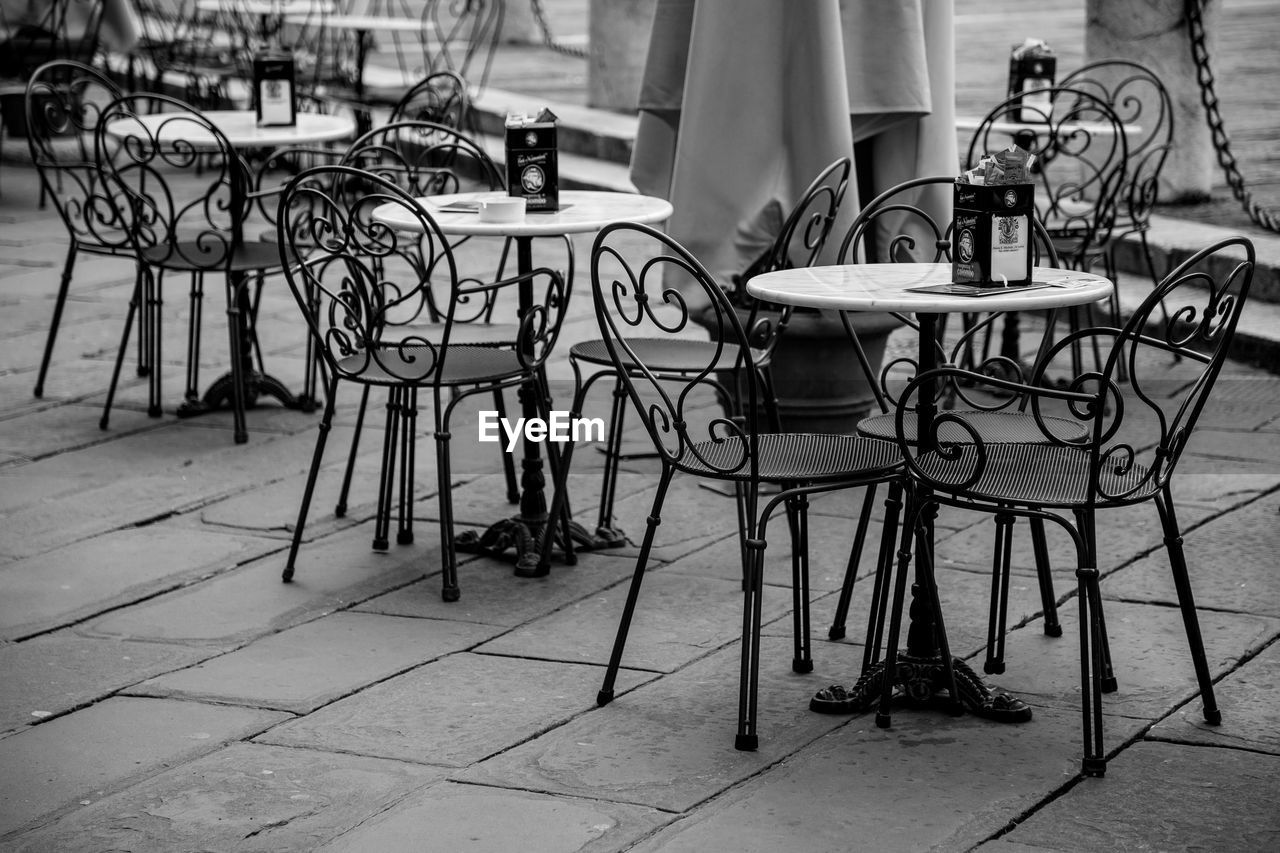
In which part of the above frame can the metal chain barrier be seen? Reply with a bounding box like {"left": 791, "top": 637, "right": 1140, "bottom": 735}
{"left": 528, "top": 0, "right": 590, "bottom": 59}
{"left": 1187, "top": 0, "right": 1280, "bottom": 232}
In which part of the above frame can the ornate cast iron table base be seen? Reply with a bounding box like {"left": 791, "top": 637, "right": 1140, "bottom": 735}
{"left": 810, "top": 653, "right": 1033, "bottom": 724}
{"left": 456, "top": 517, "right": 627, "bottom": 578}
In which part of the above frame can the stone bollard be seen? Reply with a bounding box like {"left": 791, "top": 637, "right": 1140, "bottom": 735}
{"left": 1085, "top": 0, "right": 1218, "bottom": 203}
{"left": 587, "top": 0, "right": 658, "bottom": 112}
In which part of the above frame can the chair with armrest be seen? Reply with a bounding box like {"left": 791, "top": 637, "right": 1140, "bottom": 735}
{"left": 878, "top": 235, "right": 1252, "bottom": 776}
{"left": 275, "top": 164, "right": 568, "bottom": 601}
{"left": 556, "top": 220, "right": 902, "bottom": 750}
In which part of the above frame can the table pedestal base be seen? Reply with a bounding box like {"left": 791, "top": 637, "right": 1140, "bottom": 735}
{"left": 810, "top": 653, "right": 1033, "bottom": 724}
{"left": 177, "top": 371, "right": 317, "bottom": 438}
{"left": 456, "top": 517, "right": 627, "bottom": 577}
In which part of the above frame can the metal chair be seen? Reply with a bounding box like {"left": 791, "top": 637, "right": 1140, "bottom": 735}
{"left": 964, "top": 86, "right": 1128, "bottom": 376}
{"left": 24, "top": 60, "right": 132, "bottom": 399}
{"left": 421, "top": 0, "right": 504, "bottom": 97}
{"left": 879, "top": 236, "right": 1253, "bottom": 777}
{"left": 556, "top": 220, "right": 902, "bottom": 750}
{"left": 275, "top": 164, "right": 568, "bottom": 602}
{"left": 95, "top": 93, "right": 295, "bottom": 443}
{"left": 1059, "top": 60, "right": 1174, "bottom": 324}
{"left": 327, "top": 120, "right": 538, "bottom": 546}
{"left": 541, "top": 158, "right": 852, "bottom": 555}
{"left": 823, "top": 175, "right": 1081, "bottom": 681}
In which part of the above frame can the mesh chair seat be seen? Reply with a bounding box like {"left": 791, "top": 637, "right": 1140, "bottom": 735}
{"left": 336, "top": 343, "right": 527, "bottom": 386}
{"left": 919, "top": 442, "right": 1157, "bottom": 507}
{"left": 140, "top": 240, "right": 292, "bottom": 273}
{"left": 681, "top": 433, "right": 901, "bottom": 482}
{"left": 571, "top": 338, "right": 762, "bottom": 373}
{"left": 857, "top": 410, "right": 1088, "bottom": 444}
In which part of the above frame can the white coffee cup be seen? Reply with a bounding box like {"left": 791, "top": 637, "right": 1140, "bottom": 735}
{"left": 478, "top": 197, "right": 526, "bottom": 223}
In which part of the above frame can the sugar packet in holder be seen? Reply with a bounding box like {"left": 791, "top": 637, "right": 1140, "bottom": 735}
{"left": 505, "top": 109, "right": 559, "bottom": 211}
{"left": 954, "top": 148, "right": 1036, "bottom": 287}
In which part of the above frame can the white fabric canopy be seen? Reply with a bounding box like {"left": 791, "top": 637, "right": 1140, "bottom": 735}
{"left": 629, "top": 0, "right": 957, "bottom": 296}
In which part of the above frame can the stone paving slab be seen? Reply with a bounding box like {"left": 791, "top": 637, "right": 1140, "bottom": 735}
{"left": 355, "top": 551, "right": 636, "bottom": 628}
{"left": 627, "top": 706, "right": 1149, "bottom": 853}
{"left": 128, "top": 611, "right": 496, "bottom": 715}
{"left": 991, "top": 599, "right": 1279, "bottom": 721}
{"left": 80, "top": 530, "right": 424, "bottom": 647}
{"left": 0, "top": 696, "right": 289, "bottom": 838}
{"left": 1147, "top": 639, "right": 1280, "bottom": 756}
{"left": 0, "top": 526, "right": 279, "bottom": 641}
{"left": 452, "top": 636, "right": 877, "bottom": 813}
{"left": 256, "top": 653, "right": 653, "bottom": 768}
{"left": 6, "top": 742, "right": 446, "bottom": 853}
{"left": 313, "top": 780, "right": 671, "bottom": 853}
{"left": 999, "top": 740, "right": 1280, "bottom": 853}
{"left": 474, "top": 570, "right": 790, "bottom": 672}
{"left": 1102, "top": 491, "right": 1280, "bottom": 618}
{"left": 0, "top": 634, "right": 216, "bottom": 736}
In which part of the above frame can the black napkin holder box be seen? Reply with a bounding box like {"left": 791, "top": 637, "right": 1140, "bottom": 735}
{"left": 952, "top": 182, "right": 1035, "bottom": 287}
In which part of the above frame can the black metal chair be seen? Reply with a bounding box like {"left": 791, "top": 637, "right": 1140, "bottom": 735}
{"left": 879, "top": 236, "right": 1253, "bottom": 777}
{"left": 555, "top": 220, "right": 902, "bottom": 750}
{"left": 326, "top": 120, "right": 540, "bottom": 546}
{"left": 275, "top": 164, "right": 568, "bottom": 602}
{"left": 421, "top": 0, "right": 504, "bottom": 98}
{"left": 965, "top": 86, "right": 1128, "bottom": 376}
{"left": 24, "top": 60, "right": 132, "bottom": 399}
{"left": 1059, "top": 60, "right": 1174, "bottom": 325}
{"left": 387, "top": 70, "right": 471, "bottom": 127}
{"left": 823, "top": 175, "right": 1081, "bottom": 681}
{"left": 541, "top": 158, "right": 851, "bottom": 555}
{"left": 95, "top": 93, "right": 295, "bottom": 443}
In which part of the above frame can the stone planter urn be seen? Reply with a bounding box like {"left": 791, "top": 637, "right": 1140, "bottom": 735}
{"left": 701, "top": 305, "right": 902, "bottom": 434}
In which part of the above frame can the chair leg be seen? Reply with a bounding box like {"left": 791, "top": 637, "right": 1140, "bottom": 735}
{"left": 538, "top": 377, "right": 587, "bottom": 574}
{"left": 184, "top": 272, "right": 205, "bottom": 406}
{"left": 737, "top": 522, "right": 768, "bottom": 751}
{"left": 863, "top": 480, "right": 904, "bottom": 671}
{"left": 1074, "top": 509, "right": 1117, "bottom": 693}
{"left": 876, "top": 489, "right": 922, "bottom": 730}
{"left": 492, "top": 388, "right": 520, "bottom": 504}
{"left": 1030, "top": 517, "right": 1063, "bottom": 637}
{"left": 101, "top": 268, "right": 146, "bottom": 430}
{"left": 1155, "top": 491, "right": 1221, "bottom": 725}
{"left": 435, "top": 399, "right": 460, "bottom": 602}
{"left": 147, "top": 268, "right": 164, "bottom": 418}
{"left": 283, "top": 382, "right": 338, "bottom": 582}
{"left": 596, "top": 376, "right": 629, "bottom": 535}
{"left": 396, "top": 388, "right": 417, "bottom": 545}
{"left": 828, "top": 484, "right": 878, "bottom": 640}
{"left": 984, "top": 510, "right": 1016, "bottom": 675}
{"left": 222, "top": 273, "right": 248, "bottom": 443}
{"left": 1077, "top": 564, "right": 1107, "bottom": 777}
{"left": 599, "top": 466, "right": 675, "bottom": 707}
{"left": 372, "top": 387, "right": 401, "bottom": 552}
{"left": 336, "top": 384, "right": 368, "bottom": 517}
{"left": 787, "top": 490, "right": 813, "bottom": 674}
{"left": 34, "top": 241, "right": 78, "bottom": 398}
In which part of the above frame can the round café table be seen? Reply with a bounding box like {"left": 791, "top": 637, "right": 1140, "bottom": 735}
{"left": 371, "top": 190, "right": 674, "bottom": 576}
{"left": 747, "top": 261, "right": 1112, "bottom": 722}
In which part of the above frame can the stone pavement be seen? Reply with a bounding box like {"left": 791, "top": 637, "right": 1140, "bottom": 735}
{"left": 2, "top": 3, "right": 1280, "bottom": 852}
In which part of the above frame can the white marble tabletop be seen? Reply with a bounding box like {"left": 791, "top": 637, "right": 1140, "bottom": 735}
{"left": 280, "top": 12, "right": 424, "bottom": 31}
{"left": 372, "top": 190, "right": 674, "bottom": 238}
{"left": 106, "top": 110, "right": 356, "bottom": 150}
{"left": 746, "top": 263, "right": 1112, "bottom": 314}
